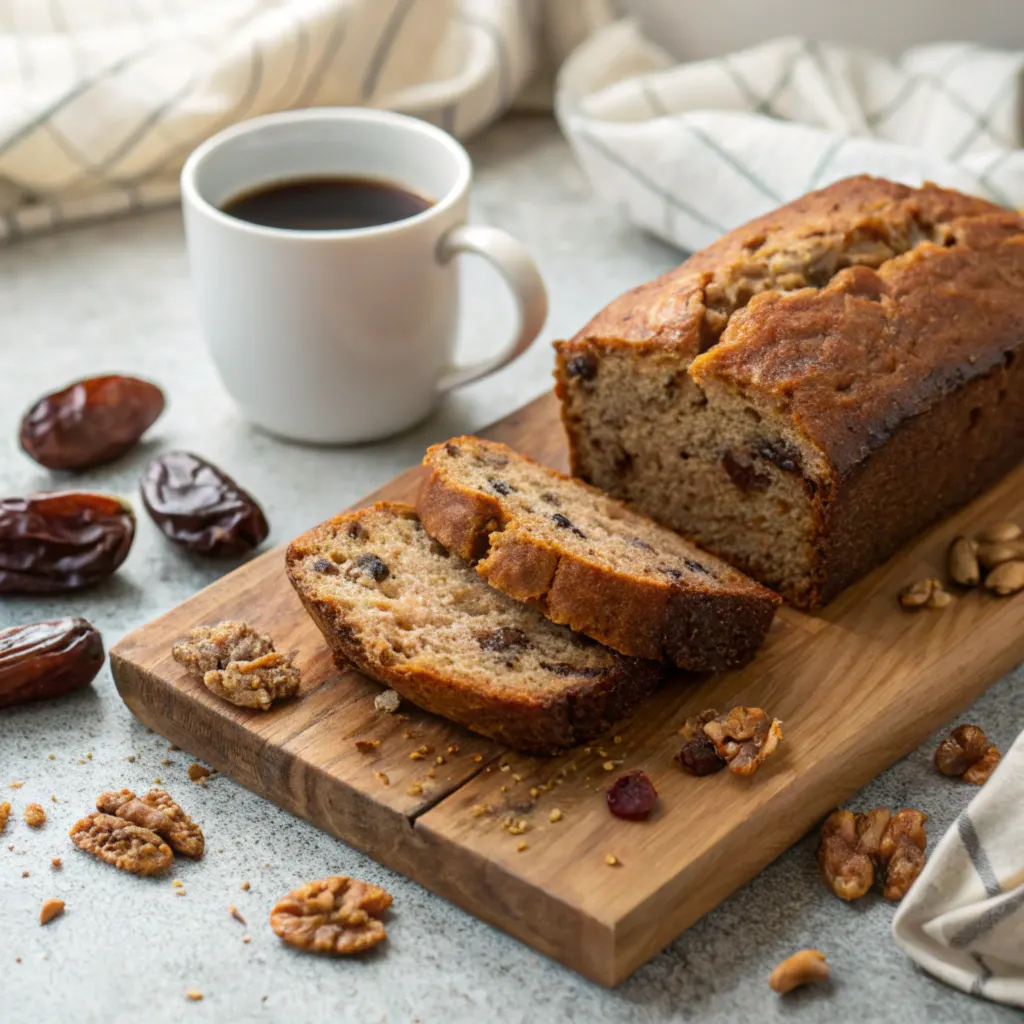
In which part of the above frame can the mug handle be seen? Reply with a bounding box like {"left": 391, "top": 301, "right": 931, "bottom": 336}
{"left": 435, "top": 224, "right": 549, "bottom": 393}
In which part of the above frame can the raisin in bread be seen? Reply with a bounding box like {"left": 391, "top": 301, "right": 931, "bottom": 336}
{"left": 555, "top": 176, "right": 1024, "bottom": 609}
{"left": 285, "top": 502, "right": 662, "bottom": 753}
{"left": 417, "top": 437, "right": 779, "bottom": 671}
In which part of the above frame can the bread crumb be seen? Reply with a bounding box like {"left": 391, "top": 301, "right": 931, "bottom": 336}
{"left": 50, "top": 795, "right": 57, "bottom": 804}
{"left": 176, "top": 889, "right": 187, "bottom": 896}
{"left": 407, "top": 783, "right": 423, "bottom": 796}
{"left": 48, "top": 754, "right": 55, "bottom": 761}
{"left": 186, "top": 990, "right": 203, "bottom": 1001}
{"left": 153, "top": 778, "right": 162, "bottom": 784}
{"left": 447, "top": 744, "right": 459, "bottom": 755}
{"left": 603, "top": 761, "right": 616, "bottom": 771}
{"left": 512, "top": 773, "right": 522, "bottom": 782}
{"left": 126, "top": 755, "right": 136, "bottom": 763}
{"left": 435, "top": 756, "right": 445, "bottom": 765}
{"left": 86, "top": 753, "right": 92, "bottom": 760}
{"left": 160, "top": 759, "right": 171, "bottom": 766}
{"left": 173, "top": 879, "right": 183, "bottom": 888}
{"left": 409, "top": 751, "right": 424, "bottom": 760}
{"left": 243, "top": 936, "right": 251, "bottom": 944}
{"left": 24, "top": 804, "right": 46, "bottom": 828}
{"left": 229, "top": 906, "right": 247, "bottom": 926}
{"left": 374, "top": 689, "right": 401, "bottom": 714}
{"left": 529, "top": 787, "right": 540, "bottom": 798}
{"left": 375, "top": 771, "right": 390, "bottom": 786}
{"left": 51, "top": 858, "right": 62, "bottom": 870}
{"left": 516, "top": 841, "right": 528, "bottom": 852}
{"left": 10, "top": 781, "right": 23, "bottom": 789}
{"left": 240, "top": 881, "right": 250, "bottom": 891}
{"left": 500, "top": 764, "right": 510, "bottom": 772}
{"left": 613, "top": 735, "right": 623, "bottom": 744}
{"left": 355, "top": 739, "right": 381, "bottom": 753}
{"left": 188, "top": 763, "right": 212, "bottom": 782}
{"left": 472, "top": 754, "right": 482, "bottom": 762}
{"left": 22, "top": 871, "right": 30, "bottom": 878}
{"left": 549, "top": 809, "right": 563, "bottom": 823}
{"left": 471, "top": 804, "right": 491, "bottom": 817}
{"left": 605, "top": 854, "right": 619, "bottom": 866}
{"left": 39, "top": 898, "right": 65, "bottom": 925}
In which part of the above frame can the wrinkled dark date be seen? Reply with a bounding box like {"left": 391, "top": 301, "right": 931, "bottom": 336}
{"left": 0, "top": 492, "right": 135, "bottom": 593}
{"left": 20, "top": 376, "right": 165, "bottom": 471}
{"left": 141, "top": 451, "right": 269, "bottom": 556}
{"left": 0, "top": 618, "right": 104, "bottom": 709}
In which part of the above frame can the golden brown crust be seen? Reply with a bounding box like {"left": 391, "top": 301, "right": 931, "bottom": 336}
{"left": 285, "top": 502, "right": 662, "bottom": 754}
{"left": 417, "top": 439, "right": 779, "bottom": 671}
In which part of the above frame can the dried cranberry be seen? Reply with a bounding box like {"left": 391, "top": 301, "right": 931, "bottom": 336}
{"left": 606, "top": 771, "right": 657, "bottom": 821}
{"left": 676, "top": 736, "right": 726, "bottom": 776}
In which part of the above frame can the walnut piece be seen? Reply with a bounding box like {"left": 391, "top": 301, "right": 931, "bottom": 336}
{"left": 703, "top": 706, "right": 783, "bottom": 775}
{"left": 819, "top": 807, "right": 927, "bottom": 902}
{"left": 769, "top": 949, "right": 830, "bottom": 994}
{"left": 0, "top": 800, "right": 9, "bottom": 833}
{"left": 935, "top": 725, "right": 1001, "bottom": 785}
{"left": 374, "top": 689, "right": 401, "bottom": 714}
{"left": 24, "top": 803, "right": 46, "bottom": 828}
{"left": 675, "top": 709, "right": 726, "bottom": 776}
{"left": 818, "top": 810, "right": 874, "bottom": 901}
{"left": 270, "top": 876, "right": 392, "bottom": 955}
{"left": 172, "top": 621, "right": 300, "bottom": 711}
{"left": 69, "top": 812, "right": 173, "bottom": 876}
{"left": 96, "top": 787, "right": 204, "bottom": 858}
{"left": 39, "top": 898, "right": 65, "bottom": 925}
{"left": 963, "top": 745, "right": 1002, "bottom": 784}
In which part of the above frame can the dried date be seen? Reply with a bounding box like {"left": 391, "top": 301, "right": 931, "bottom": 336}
{"left": 0, "top": 493, "right": 135, "bottom": 593}
{"left": 141, "top": 451, "right": 269, "bottom": 556}
{"left": 0, "top": 618, "right": 104, "bottom": 709}
{"left": 20, "top": 375, "right": 165, "bottom": 471}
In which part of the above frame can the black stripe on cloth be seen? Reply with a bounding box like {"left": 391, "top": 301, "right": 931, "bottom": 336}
{"left": 291, "top": 11, "right": 349, "bottom": 108}
{"left": 969, "top": 953, "right": 992, "bottom": 996}
{"left": 575, "top": 128, "right": 729, "bottom": 236}
{"left": 682, "top": 122, "right": 783, "bottom": 204}
{"left": 950, "top": 885, "right": 1024, "bottom": 950}
{"left": 458, "top": 11, "right": 513, "bottom": 110}
{"left": 958, "top": 812, "right": 1002, "bottom": 898}
{"left": 360, "top": 0, "right": 417, "bottom": 101}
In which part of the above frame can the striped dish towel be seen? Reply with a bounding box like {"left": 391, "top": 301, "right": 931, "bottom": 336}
{"left": 556, "top": 21, "right": 1024, "bottom": 252}
{"left": 0, "top": 0, "right": 615, "bottom": 242}
{"left": 893, "top": 730, "right": 1024, "bottom": 1008}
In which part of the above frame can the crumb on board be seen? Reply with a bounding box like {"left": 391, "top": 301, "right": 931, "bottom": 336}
{"left": 240, "top": 881, "right": 250, "bottom": 891}
{"left": 605, "top": 854, "right": 619, "bottom": 867}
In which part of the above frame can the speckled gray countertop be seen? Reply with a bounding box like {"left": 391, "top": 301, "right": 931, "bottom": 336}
{"left": 1, "top": 116, "right": 1020, "bottom": 1024}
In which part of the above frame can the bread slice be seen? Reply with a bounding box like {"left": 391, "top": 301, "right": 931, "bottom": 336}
{"left": 417, "top": 437, "right": 780, "bottom": 671}
{"left": 285, "top": 502, "right": 662, "bottom": 753}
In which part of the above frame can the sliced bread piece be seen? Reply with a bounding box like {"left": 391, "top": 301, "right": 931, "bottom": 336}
{"left": 417, "top": 437, "right": 780, "bottom": 672}
{"left": 285, "top": 502, "right": 662, "bottom": 753}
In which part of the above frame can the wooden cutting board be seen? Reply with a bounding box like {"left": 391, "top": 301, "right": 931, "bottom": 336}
{"left": 110, "top": 391, "right": 1024, "bottom": 986}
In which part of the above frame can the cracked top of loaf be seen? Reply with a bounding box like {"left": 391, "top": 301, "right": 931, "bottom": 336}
{"left": 569, "top": 176, "right": 1024, "bottom": 475}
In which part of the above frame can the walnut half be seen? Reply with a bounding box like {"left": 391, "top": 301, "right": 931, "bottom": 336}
{"left": 270, "top": 876, "right": 392, "bottom": 956}
{"left": 934, "top": 725, "right": 1001, "bottom": 785}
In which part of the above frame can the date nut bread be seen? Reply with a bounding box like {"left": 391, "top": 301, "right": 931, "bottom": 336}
{"left": 555, "top": 176, "right": 1024, "bottom": 609}
{"left": 285, "top": 502, "right": 662, "bottom": 753}
{"left": 417, "top": 437, "right": 780, "bottom": 671}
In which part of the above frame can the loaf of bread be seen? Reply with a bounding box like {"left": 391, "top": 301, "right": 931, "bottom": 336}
{"left": 555, "top": 176, "right": 1024, "bottom": 608}
{"left": 285, "top": 502, "right": 662, "bottom": 753}
{"left": 418, "top": 436, "right": 779, "bottom": 671}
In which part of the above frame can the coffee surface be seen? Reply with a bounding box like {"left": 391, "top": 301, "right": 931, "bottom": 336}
{"left": 221, "top": 176, "right": 432, "bottom": 231}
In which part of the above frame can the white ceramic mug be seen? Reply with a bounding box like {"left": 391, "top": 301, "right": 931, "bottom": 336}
{"left": 180, "top": 108, "right": 548, "bottom": 444}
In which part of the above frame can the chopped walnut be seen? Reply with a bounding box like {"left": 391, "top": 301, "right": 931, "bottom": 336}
{"left": 818, "top": 810, "right": 874, "bottom": 901}
{"left": 769, "top": 949, "right": 830, "bottom": 994}
{"left": 374, "top": 689, "right": 401, "bottom": 714}
{"left": 0, "top": 801, "right": 10, "bottom": 834}
{"left": 204, "top": 652, "right": 300, "bottom": 711}
{"left": 703, "top": 706, "right": 783, "bottom": 775}
{"left": 39, "top": 898, "right": 65, "bottom": 925}
{"left": 96, "top": 788, "right": 204, "bottom": 858}
{"left": 354, "top": 739, "right": 381, "bottom": 753}
{"left": 24, "top": 803, "right": 46, "bottom": 828}
{"left": 676, "top": 709, "right": 726, "bottom": 776}
{"left": 270, "top": 876, "right": 391, "bottom": 955}
{"left": 819, "top": 806, "right": 927, "bottom": 902}
{"left": 172, "top": 621, "right": 300, "bottom": 710}
{"left": 188, "top": 763, "right": 212, "bottom": 783}
{"left": 69, "top": 813, "right": 173, "bottom": 876}
{"left": 935, "top": 725, "right": 1001, "bottom": 785}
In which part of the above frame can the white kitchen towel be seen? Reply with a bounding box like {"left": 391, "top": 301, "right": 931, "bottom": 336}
{"left": 556, "top": 21, "right": 1024, "bottom": 252}
{"left": 893, "top": 730, "right": 1024, "bottom": 1008}
{"left": 0, "top": 0, "right": 615, "bottom": 242}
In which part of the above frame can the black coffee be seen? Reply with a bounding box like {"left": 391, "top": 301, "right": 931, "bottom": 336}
{"left": 220, "top": 175, "right": 433, "bottom": 231}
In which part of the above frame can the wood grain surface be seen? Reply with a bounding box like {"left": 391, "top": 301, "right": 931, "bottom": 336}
{"left": 110, "top": 391, "right": 1024, "bottom": 986}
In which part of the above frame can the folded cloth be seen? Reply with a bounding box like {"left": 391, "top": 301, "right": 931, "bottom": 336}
{"left": 0, "top": 0, "right": 614, "bottom": 242}
{"left": 893, "top": 730, "right": 1024, "bottom": 1008}
{"left": 556, "top": 22, "right": 1024, "bottom": 252}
